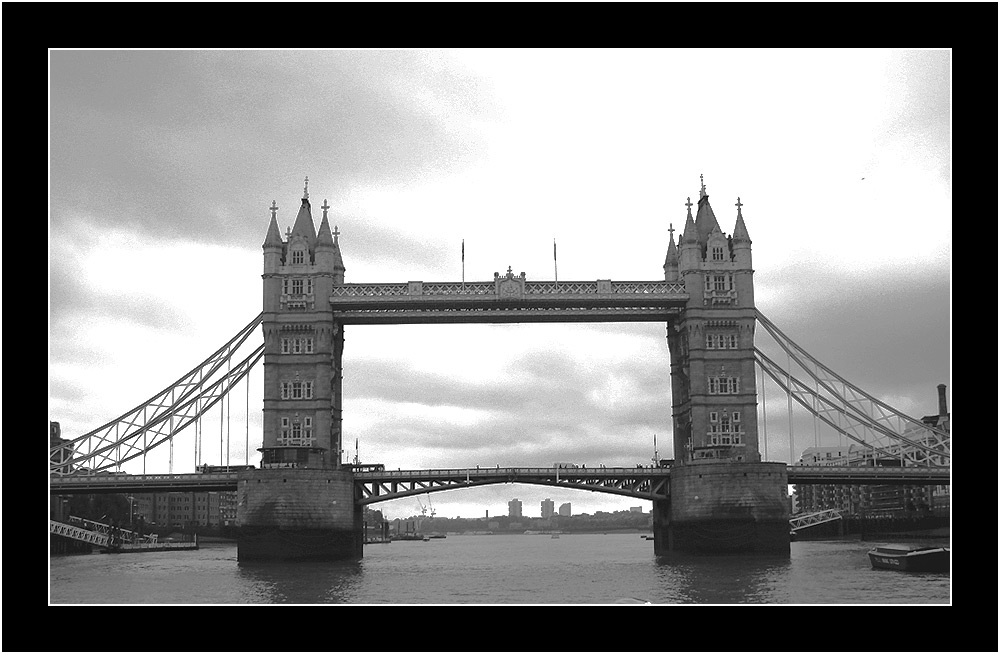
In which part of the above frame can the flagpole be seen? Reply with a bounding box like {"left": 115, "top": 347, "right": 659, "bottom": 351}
{"left": 461, "top": 239, "right": 465, "bottom": 291}
{"left": 553, "top": 238, "right": 558, "bottom": 284}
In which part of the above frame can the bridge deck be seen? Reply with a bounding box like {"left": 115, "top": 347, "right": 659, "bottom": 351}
{"left": 49, "top": 465, "right": 949, "bottom": 498}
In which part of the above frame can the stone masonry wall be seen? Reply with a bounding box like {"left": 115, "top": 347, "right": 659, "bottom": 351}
{"left": 237, "top": 468, "right": 357, "bottom": 530}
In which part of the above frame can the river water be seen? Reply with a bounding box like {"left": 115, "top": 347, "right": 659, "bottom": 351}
{"left": 49, "top": 533, "right": 950, "bottom": 605}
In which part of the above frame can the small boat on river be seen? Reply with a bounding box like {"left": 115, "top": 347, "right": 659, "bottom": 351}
{"left": 867, "top": 545, "right": 949, "bottom": 572}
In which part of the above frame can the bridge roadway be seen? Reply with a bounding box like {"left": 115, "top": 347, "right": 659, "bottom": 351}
{"left": 49, "top": 465, "right": 950, "bottom": 501}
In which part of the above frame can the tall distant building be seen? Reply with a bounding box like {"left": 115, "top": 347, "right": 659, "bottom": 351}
{"left": 540, "top": 498, "right": 554, "bottom": 518}
{"left": 558, "top": 503, "right": 571, "bottom": 517}
{"left": 508, "top": 498, "right": 522, "bottom": 518}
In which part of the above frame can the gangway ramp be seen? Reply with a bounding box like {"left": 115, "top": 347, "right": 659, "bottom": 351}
{"left": 789, "top": 508, "right": 843, "bottom": 533}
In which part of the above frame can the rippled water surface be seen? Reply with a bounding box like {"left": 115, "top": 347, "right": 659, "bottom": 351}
{"left": 49, "top": 534, "right": 950, "bottom": 604}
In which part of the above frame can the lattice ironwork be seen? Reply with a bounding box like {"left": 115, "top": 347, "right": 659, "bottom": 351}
{"left": 331, "top": 279, "right": 686, "bottom": 298}
{"left": 525, "top": 281, "right": 597, "bottom": 294}
{"left": 331, "top": 284, "right": 409, "bottom": 296}
{"left": 354, "top": 467, "right": 672, "bottom": 505}
{"left": 420, "top": 282, "right": 494, "bottom": 295}
{"left": 50, "top": 314, "right": 265, "bottom": 475}
{"left": 789, "top": 508, "right": 842, "bottom": 531}
{"left": 755, "top": 310, "right": 949, "bottom": 467}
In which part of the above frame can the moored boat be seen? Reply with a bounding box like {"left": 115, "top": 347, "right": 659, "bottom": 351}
{"left": 867, "top": 545, "right": 949, "bottom": 572}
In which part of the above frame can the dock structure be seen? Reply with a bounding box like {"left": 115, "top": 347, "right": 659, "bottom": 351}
{"left": 50, "top": 519, "right": 199, "bottom": 553}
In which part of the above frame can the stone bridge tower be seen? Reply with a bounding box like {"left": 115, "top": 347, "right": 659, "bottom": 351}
{"left": 237, "top": 178, "right": 361, "bottom": 561}
{"left": 656, "top": 176, "right": 789, "bottom": 555}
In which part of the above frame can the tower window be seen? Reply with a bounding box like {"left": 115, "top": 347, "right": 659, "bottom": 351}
{"left": 291, "top": 279, "right": 303, "bottom": 295}
{"left": 711, "top": 246, "right": 725, "bottom": 261}
{"left": 280, "top": 337, "right": 314, "bottom": 354}
{"left": 708, "top": 376, "right": 740, "bottom": 395}
{"left": 291, "top": 249, "right": 304, "bottom": 265}
{"left": 706, "top": 333, "right": 739, "bottom": 349}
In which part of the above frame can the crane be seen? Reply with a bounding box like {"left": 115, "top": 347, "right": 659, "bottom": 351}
{"left": 427, "top": 495, "right": 436, "bottom": 518}
{"left": 416, "top": 496, "right": 427, "bottom": 517}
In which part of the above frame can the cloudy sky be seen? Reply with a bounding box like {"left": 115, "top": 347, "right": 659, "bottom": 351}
{"left": 49, "top": 49, "right": 950, "bottom": 520}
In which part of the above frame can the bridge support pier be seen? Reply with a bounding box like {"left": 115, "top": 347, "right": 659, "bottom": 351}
{"left": 653, "top": 462, "right": 790, "bottom": 556}
{"left": 236, "top": 468, "right": 362, "bottom": 562}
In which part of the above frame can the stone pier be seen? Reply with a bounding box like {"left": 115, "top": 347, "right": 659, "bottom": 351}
{"left": 653, "top": 462, "right": 790, "bottom": 556}
{"left": 236, "top": 468, "right": 362, "bottom": 561}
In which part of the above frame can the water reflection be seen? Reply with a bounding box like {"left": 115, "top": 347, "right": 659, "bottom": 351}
{"left": 236, "top": 559, "right": 364, "bottom": 603}
{"left": 654, "top": 554, "right": 791, "bottom": 603}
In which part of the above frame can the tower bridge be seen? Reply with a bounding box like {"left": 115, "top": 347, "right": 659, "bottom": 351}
{"left": 51, "top": 175, "right": 950, "bottom": 561}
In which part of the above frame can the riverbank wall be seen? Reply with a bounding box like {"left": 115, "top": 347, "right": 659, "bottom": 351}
{"left": 793, "top": 515, "right": 949, "bottom": 541}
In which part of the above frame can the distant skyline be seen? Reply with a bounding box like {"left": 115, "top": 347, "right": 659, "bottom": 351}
{"left": 49, "top": 49, "right": 950, "bottom": 519}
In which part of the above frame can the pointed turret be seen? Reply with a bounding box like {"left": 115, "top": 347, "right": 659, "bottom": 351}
{"left": 315, "top": 198, "right": 346, "bottom": 283}
{"left": 679, "top": 196, "right": 700, "bottom": 270}
{"left": 263, "top": 200, "right": 283, "bottom": 248}
{"left": 290, "top": 182, "right": 318, "bottom": 249}
{"left": 285, "top": 177, "right": 317, "bottom": 266}
{"left": 663, "top": 222, "right": 679, "bottom": 282}
{"left": 263, "top": 200, "right": 284, "bottom": 274}
{"left": 316, "top": 205, "right": 335, "bottom": 249}
{"left": 732, "top": 196, "right": 751, "bottom": 242}
{"left": 694, "top": 174, "right": 722, "bottom": 245}
{"left": 731, "top": 196, "right": 752, "bottom": 267}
